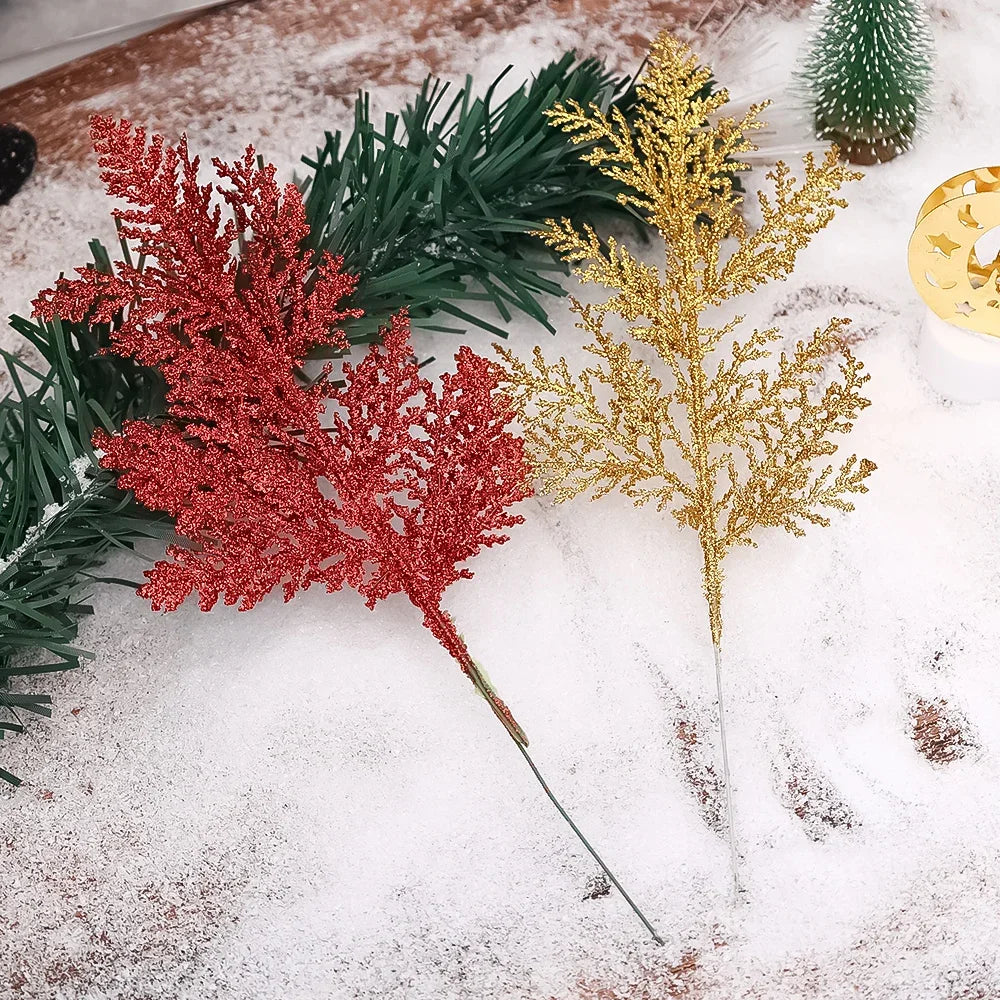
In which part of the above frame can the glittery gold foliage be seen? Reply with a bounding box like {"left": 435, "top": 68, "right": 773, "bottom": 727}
{"left": 497, "top": 32, "right": 876, "bottom": 647}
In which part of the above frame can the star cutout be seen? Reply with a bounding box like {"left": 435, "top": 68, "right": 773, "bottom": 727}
{"left": 927, "top": 232, "right": 961, "bottom": 257}
{"left": 955, "top": 300, "right": 976, "bottom": 316}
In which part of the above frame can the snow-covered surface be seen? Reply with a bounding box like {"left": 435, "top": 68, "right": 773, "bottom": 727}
{"left": 2, "top": 2, "right": 1000, "bottom": 998}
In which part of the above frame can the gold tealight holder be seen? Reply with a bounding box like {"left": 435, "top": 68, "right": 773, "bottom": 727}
{"left": 909, "top": 168, "right": 1000, "bottom": 402}
{"left": 909, "top": 167, "right": 1000, "bottom": 337}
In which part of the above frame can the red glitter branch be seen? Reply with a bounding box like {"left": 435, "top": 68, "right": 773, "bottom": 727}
{"left": 38, "top": 119, "right": 661, "bottom": 943}
{"left": 94, "top": 309, "right": 531, "bottom": 740}
{"left": 38, "top": 118, "right": 531, "bottom": 739}
{"left": 35, "top": 115, "right": 357, "bottom": 367}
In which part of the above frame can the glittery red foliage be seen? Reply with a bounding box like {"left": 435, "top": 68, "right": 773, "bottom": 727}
{"left": 35, "top": 119, "right": 532, "bottom": 728}
{"left": 35, "top": 115, "right": 358, "bottom": 368}
{"left": 96, "top": 308, "right": 530, "bottom": 628}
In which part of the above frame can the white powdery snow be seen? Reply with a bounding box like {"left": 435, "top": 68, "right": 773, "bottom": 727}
{"left": 2, "top": 2, "right": 1000, "bottom": 998}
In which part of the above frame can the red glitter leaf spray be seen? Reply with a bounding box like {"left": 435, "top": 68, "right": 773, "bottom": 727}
{"left": 35, "top": 117, "right": 661, "bottom": 943}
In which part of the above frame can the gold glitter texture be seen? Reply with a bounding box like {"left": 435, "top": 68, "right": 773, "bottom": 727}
{"left": 496, "top": 31, "right": 875, "bottom": 648}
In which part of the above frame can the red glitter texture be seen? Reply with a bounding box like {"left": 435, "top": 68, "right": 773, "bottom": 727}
{"left": 35, "top": 116, "right": 356, "bottom": 368}
{"left": 35, "top": 118, "right": 532, "bottom": 741}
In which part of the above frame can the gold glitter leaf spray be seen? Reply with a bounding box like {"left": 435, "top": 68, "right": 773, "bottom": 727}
{"left": 496, "top": 31, "right": 875, "bottom": 895}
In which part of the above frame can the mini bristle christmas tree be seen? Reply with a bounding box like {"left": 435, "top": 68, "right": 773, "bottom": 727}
{"left": 800, "top": 0, "right": 934, "bottom": 165}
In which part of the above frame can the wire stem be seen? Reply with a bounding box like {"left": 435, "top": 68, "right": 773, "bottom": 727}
{"left": 713, "top": 640, "right": 743, "bottom": 898}
{"left": 466, "top": 651, "right": 664, "bottom": 944}
{"left": 424, "top": 606, "right": 663, "bottom": 945}
{"left": 513, "top": 738, "right": 664, "bottom": 945}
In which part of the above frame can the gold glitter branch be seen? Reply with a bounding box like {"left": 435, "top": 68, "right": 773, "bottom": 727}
{"left": 496, "top": 30, "right": 875, "bottom": 893}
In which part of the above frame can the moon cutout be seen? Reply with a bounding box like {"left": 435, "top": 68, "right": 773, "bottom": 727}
{"left": 959, "top": 203, "right": 982, "bottom": 229}
{"left": 925, "top": 270, "right": 957, "bottom": 289}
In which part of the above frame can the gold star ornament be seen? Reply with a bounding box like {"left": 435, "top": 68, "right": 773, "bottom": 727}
{"left": 926, "top": 232, "right": 961, "bottom": 258}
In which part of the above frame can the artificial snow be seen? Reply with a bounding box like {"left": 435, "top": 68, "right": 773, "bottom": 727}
{"left": 2, "top": 1, "right": 1000, "bottom": 998}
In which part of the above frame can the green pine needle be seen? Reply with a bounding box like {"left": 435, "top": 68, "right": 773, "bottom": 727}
{"left": 300, "top": 52, "right": 649, "bottom": 344}
{"left": 0, "top": 256, "right": 171, "bottom": 785}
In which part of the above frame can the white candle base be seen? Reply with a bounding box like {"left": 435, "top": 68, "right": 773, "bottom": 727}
{"left": 918, "top": 306, "right": 1000, "bottom": 403}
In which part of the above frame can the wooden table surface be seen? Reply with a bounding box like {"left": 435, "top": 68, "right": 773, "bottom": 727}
{"left": 0, "top": 0, "right": 799, "bottom": 172}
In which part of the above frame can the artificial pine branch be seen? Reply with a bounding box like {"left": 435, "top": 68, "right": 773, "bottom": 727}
{"left": 55, "top": 119, "right": 661, "bottom": 939}
{"left": 301, "top": 53, "right": 642, "bottom": 344}
{"left": 301, "top": 51, "right": 729, "bottom": 344}
{"left": 0, "top": 267, "right": 170, "bottom": 785}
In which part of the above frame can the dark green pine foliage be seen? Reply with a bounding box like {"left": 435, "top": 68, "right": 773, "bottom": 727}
{"left": 301, "top": 52, "right": 647, "bottom": 344}
{"left": 800, "top": 0, "right": 934, "bottom": 164}
{"left": 0, "top": 243, "right": 170, "bottom": 785}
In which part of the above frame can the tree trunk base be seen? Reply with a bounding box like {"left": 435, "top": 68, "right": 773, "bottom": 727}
{"left": 821, "top": 123, "right": 915, "bottom": 166}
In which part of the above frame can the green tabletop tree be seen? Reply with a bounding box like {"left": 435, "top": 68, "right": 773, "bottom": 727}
{"left": 800, "top": 0, "right": 934, "bottom": 164}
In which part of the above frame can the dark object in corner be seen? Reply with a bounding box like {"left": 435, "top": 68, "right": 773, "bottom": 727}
{"left": 0, "top": 122, "right": 36, "bottom": 204}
